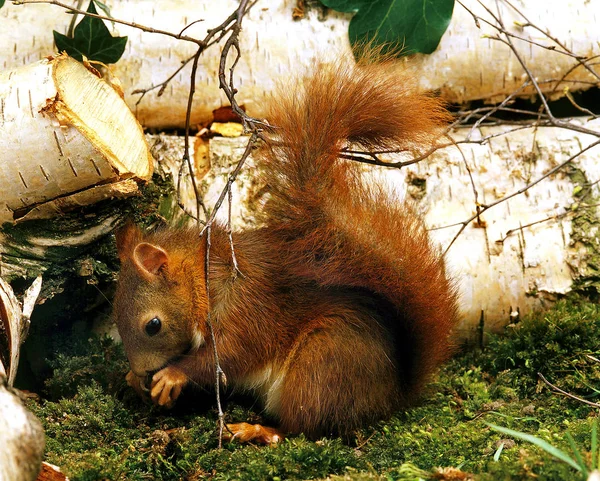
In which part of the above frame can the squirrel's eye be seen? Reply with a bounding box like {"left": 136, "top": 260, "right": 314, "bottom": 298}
{"left": 145, "top": 317, "right": 162, "bottom": 336}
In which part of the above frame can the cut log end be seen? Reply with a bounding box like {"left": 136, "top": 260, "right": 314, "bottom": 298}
{"left": 53, "top": 55, "right": 153, "bottom": 181}
{"left": 0, "top": 54, "right": 153, "bottom": 224}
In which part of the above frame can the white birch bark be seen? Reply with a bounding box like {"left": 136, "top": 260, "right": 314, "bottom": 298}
{"left": 1, "top": 0, "right": 599, "bottom": 129}
{"left": 0, "top": 382, "right": 45, "bottom": 481}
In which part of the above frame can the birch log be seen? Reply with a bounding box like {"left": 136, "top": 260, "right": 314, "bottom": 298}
{"left": 0, "top": 381, "right": 45, "bottom": 481}
{"left": 1, "top": 0, "right": 599, "bottom": 129}
{"left": 154, "top": 117, "right": 600, "bottom": 338}
{"left": 0, "top": 54, "right": 152, "bottom": 224}
{"left": 0, "top": 54, "right": 153, "bottom": 280}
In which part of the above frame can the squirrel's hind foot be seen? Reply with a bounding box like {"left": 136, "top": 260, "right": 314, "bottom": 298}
{"left": 224, "top": 422, "right": 284, "bottom": 445}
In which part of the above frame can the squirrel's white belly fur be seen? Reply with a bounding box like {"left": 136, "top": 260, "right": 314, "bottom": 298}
{"left": 237, "top": 364, "right": 286, "bottom": 415}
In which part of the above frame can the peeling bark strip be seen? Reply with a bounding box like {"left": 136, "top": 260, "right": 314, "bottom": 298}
{"left": 0, "top": 54, "right": 153, "bottom": 224}
{"left": 0, "top": 276, "right": 42, "bottom": 386}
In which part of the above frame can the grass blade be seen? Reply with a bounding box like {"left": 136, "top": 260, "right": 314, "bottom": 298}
{"left": 493, "top": 442, "right": 504, "bottom": 462}
{"left": 487, "top": 423, "right": 581, "bottom": 472}
{"left": 593, "top": 419, "right": 598, "bottom": 470}
{"left": 566, "top": 432, "right": 589, "bottom": 477}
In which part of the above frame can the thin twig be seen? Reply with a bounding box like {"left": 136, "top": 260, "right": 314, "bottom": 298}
{"left": 497, "top": 211, "right": 570, "bottom": 243}
{"left": 227, "top": 186, "right": 242, "bottom": 278}
{"left": 203, "top": 225, "right": 227, "bottom": 448}
{"left": 538, "top": 372, "right": 600, "bottom": 408}
{"left": 194, "top": 0, "right": 257, "bottom": 447}
{"left": 454, "top": 137, "right": 483, "bottom": 225}
{"left": 13, "top": 0, "right": 205, "bottom": 44}
{"left": 185, "top": 48, "right": 207, "bottom": 221}
{"left": 339, "top": 141, "right": 451, "bottom": 169}
{"left": 564, "top": 89, "right": 598, "bottom": 118}
{"left": 503, "top": 0, "right": 600, "bottom": 82}
{"left": 458, "top": 0, "right": 584, "bottom": 60}
{"left": 132, "top": 54, "right": 196, "bottom": 105}
{"left": 200, "top": 132, "right": 259, "bottom": 235}
{"left": 441, "top": 139, "right": 600, "bottom": 254}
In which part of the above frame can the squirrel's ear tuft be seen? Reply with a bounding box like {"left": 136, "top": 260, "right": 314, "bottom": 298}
{"left": 133, "top": 243, "right": 169, "bottom": 279}
{"left": 115, "top": 223, "right": 142, "bottom": 261}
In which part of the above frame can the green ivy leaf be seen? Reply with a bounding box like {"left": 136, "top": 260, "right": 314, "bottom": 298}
{"left": 92, "top": 0, "right": 112, "bottom": 18}
{"left": 321, "top": 0, "right": 455, "bottom": 56}
{"left": 53, "top": 0, "right": 127, "bottom": 64}
{"left": 0, "top": 0, "right": 5, "bottom": 9}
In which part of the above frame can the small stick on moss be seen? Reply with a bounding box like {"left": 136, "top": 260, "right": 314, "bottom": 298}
{"left": 538, "top": 372, "right": 600, "bottom": 408}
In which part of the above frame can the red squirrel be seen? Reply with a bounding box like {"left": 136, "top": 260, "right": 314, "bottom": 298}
{"left": 113, "top": 55, "right": 459, "bottom": 443}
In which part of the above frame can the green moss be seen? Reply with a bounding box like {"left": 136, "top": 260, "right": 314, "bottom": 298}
{"left": 45, "top": 336, "right": 129, "bottom": 400}
{"left": 567, "top": 166, "right": 600, "bottom": 295}
{"left": 477, "top": 298, "right": 600, "bottom": 396}
{"left": 27, "top": 297, "right": 600, "bottom": 480}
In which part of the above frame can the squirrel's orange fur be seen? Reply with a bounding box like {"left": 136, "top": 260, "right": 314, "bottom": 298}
{"left": 113, "top": 56, "right": 459, "bottom": 441}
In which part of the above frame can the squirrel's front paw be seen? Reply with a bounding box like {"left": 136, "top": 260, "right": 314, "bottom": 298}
{"left": 150, "top": 366, "right": 188, "bottom": 409}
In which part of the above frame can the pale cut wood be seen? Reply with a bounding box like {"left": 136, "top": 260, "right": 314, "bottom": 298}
{"left": 52, "top": 57, "right": 152, "bottom": 179}
{"left": 0, "top": 54, "right": 152, "bottom": 224}
{"left": 1, "top": 1, "right": 599, "bottom": 129}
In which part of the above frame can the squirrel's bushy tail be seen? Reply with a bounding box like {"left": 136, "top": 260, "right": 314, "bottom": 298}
{"left": 256, "top": 55, "right": 459, "bottom": 399}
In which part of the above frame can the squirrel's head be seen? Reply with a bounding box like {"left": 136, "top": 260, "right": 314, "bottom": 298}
{"left": 113, "top": 224, "right": 207, "bottom": 377}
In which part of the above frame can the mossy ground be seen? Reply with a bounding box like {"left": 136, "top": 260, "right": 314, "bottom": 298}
{"left": 26, "top": 297, "right": 600, "bottom": 480}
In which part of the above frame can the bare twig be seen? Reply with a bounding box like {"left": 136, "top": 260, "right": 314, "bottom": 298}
{"left": 203, "top": 225, "right": 228, "bottom": 448}
{"left": 193, "top": 0, "right": 257, "bottom": 447}
{"left": 564, "top": 89, "right": 598, "bottom": 119}
{"left": 200, "top": 132, "right": 259, "bottom": 235}
{"left": 227, "top": 185, "right": 243, "bottom": 279}
{"left": 538, "top": 372, "right": 600, "bottom": 408}
{"left": 182, "top": 48, "right": 207, "bottom": 222}
{"left": 497, "top": 211, "right": 570, "bottom": 244}
{"left": 453, "top": 137, "right": 483, "bottom": 225}
{"left": 132, "top": 54, "right": 196, "bottom": 105}
{"left": 440, "top": 139, "right": 600, "bottom": 254}
{"left": 339, "top": 140, "right": 452, "bottom": 169}
{"left": 458, "top": 0, "right": 585, "bottom": 60}
{"left": 503, "top": 0, "right": 600, "bottom": 83}
{"left": 13, "top": 0, "right": 205, "bottom": 44}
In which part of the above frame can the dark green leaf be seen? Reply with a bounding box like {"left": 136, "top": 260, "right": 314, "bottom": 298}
{"left": 321, "top": 0, "right": 455, "bottom": 56}
{"left": 0, "top": 0, "right": 5, "bottom": 9}
{"left": 52, "top": 0, "right": 127, "bottom": 64}
{"left": 92, "top": 0, "right": 112, "bottom": 18}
